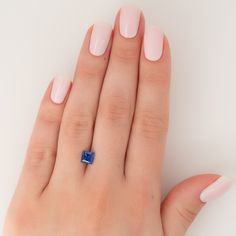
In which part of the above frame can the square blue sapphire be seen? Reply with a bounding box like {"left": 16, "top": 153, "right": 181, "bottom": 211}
{"left": 81, "top": 151, "right": 95, "bottom": 164}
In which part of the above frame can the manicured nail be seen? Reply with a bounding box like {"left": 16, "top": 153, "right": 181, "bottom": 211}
{"left": 51, "top": 77, "right": 71, "bottom": 104}
{"left": 119, "top": 5, "right": 141, "bottom": 38}
{"left": 89, "top": 22, "right": 112, "bottom": 56}
{"left": 200, "top": 176, "right": 233, "bottom": 203}
{"left": 144, "top": 25, "right": 164, "bottom": 61}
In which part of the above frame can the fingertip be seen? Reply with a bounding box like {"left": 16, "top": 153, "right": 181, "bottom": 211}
{"left": 200, "top": 175, "right": 233, "bottom": 203}
{"left": 78, "top": 23, "right": 113, "bottom": 62}
{"left": 113, "top": 5, "right": 144, "bottom": 41}
{"left": 50, "top": 76, "right": 71, "bottom": 105}
{"left": 142, "top": 30, "right": 171, "bottom": 64}
{"left": 89, "top": 22, "right": 113, "bottom": 56}
{"left": 163, "top": 174, "right": 221, "bottom": 204}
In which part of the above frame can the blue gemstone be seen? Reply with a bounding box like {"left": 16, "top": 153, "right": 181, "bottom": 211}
{"left": 81, "top": 151, "right": 95, "bottom": 164}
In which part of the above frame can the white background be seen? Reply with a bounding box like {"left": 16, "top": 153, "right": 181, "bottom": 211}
{"left": 0, "top": 0, "right": 236, "bottom": 235}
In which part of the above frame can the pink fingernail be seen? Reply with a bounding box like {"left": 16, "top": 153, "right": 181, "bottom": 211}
{"left": 89, "top": 22, "right": 112, "bottom": 56}
{"left": 51, "top": 77, "right": 71, "bottom": 104}
{"left": 119, "top": 5, "right": 141, "bottom": 38}
{"left": 144, "top": 25, "right": 164, "bottom": 61}
{"left": 200, "top": 176, "right": 233, "bottom": 203}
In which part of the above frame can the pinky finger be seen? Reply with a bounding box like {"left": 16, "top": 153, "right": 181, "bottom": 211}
{"left": 17, "top": 77, "right": 71, "bottom": 198}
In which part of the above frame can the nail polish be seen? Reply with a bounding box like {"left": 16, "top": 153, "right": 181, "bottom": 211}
{"left": 119, "top": 5, "right": 141, "bottom": 38}
{"left": 51, "top": 77, "right": 71, "bottom": 104}
{"left": 89, "top": 22, "right": 112, "bottom": 56}
{"left": 200, "top": 176, "right": 233, "bottom": 203}
{"left": 144, "top": 25, "right": 164, "bottom": 61}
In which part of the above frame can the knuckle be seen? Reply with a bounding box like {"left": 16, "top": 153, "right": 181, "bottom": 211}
{"left": 27, "top": 145, "right": 55, "bottom": 168}
{"left": 132, "top": 182, "right": 154, "bottom": 206}
{"left": 63, "top": 112, "right": 93, "bottom": 139}
{"left": 176, "top": 205, "right": 198, "bottom": 229}
{"left": 133, "top": 191, "right": 150, "bottom": 210}
{"left": 85, "top": 181, "right": 112, "bottom": 228}
{"left": 38, "top": 106, "right": 61, "bottom": 125}
{"left": 141, "top": 70, "right": 169, "bottom": 86}
{"left": 77, "top": 61, "right": 105, "bottom": 80}
{"left": 5, "top": 203, "right": 35, "bottom": 235}
{"left": 100, "top": 93, "right": 131, "bottom": 123}
{"left": 135, "top": 110, "right": 169, "bottom": 139}
{"left": 128, "top": 186, "right": 156, "bottom": 230}
{"left": 113, "top": 43, "right": 139, "bottom": 62}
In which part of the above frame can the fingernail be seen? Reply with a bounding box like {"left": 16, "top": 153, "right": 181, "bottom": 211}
{"left": 144, "top": 25, "right": 164, "bottom": 61}
{"left": 89, "top": 22, "right": 112, "bottom": 56}
{"left": 51, "top": 77, "right": 71, "bottom": 104}
{"left": 200, "top": 176, "right": 233, "bottom": 203}
{"left": 119, "top": 5, "right": 141, "bottom": 38}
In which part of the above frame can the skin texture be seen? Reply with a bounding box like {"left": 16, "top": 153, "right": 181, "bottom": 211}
{"left": 3, "top": 8, "right": 224, "bottom": 236}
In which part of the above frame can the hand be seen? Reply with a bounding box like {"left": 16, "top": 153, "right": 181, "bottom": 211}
{"left": 3, "top": 6, "right": 232, "bottom": 236}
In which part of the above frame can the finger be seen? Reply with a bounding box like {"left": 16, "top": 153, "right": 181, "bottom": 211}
{"left": 125, "top": 26, "right": 171, "bottom": 188}
{"left": 50, "top": 23, "right": 112, "bottom": 185}
{"left": 161, "top": 174, "right": 232, "bottom": 236}
{"left": 18, "top": 78, "right": 71, "bottom": 197}
{"left": 87, "top": 6, "right": 144, "bottom": 178}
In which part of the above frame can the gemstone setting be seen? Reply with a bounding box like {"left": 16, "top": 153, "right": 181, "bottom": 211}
{"left": 81, "top": 151, "right": 95, "bottom": 164}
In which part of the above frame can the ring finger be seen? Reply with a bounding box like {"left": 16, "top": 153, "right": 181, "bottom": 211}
{"left": 50, "top": 23, "right": 113, "bottom": 186}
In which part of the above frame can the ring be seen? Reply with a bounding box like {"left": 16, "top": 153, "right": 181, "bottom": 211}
{"left": 81, "top": 151, "right": 95, "bottom": 164}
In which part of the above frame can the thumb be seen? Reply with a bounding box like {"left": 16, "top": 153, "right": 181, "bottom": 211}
{"left": 161, "top": 174, "right": 232, "bottom": 236}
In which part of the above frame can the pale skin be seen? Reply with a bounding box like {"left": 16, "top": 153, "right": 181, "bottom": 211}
{"left": 3, "top": 7, "right": 226, "bottom": 236}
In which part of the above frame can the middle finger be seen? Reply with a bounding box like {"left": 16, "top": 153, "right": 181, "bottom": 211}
{"left": 87, "top": 6, "right": 144, "bottom": 178}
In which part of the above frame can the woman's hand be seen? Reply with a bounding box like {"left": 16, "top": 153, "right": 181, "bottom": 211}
{"left": 3, "top": 6, "right": 232, "bottom": 236}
